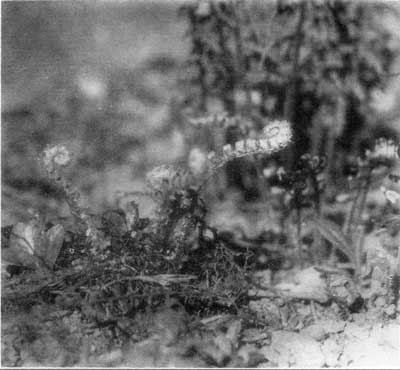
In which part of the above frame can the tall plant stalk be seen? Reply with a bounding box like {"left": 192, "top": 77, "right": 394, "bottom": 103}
{"left": 284, "top": 1, "right": 306, "bottom": 169}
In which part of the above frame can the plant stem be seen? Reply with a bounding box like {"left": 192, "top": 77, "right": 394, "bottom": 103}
{"left": 296, "top": 206, "right": 303, "bottom": 266}
{"left": 354, "top": 225, "right": 365, "bottom": 284}
{"left": 351, "top": 167, "right": 372, "bottom": 280}
{"left": 393, "top": 243, "right": 400, "bottom": 317}
{"left": 310, "top": 173, "right": 323, "bottom": 264}
{"left": 345, "top": 166, "right": 371, "bottom": 238}
{"left": 284, "top": 1, "right": 307, "bottom": 169}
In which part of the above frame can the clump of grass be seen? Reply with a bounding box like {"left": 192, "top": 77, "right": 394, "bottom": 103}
{"left": 11, "top": 122, "right": 290, "bottom": 344}
{"left": 307, "top": 138, "right": 400, "bottom": 283}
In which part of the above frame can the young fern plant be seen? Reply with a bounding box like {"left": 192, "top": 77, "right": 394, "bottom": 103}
{"left": 306, "top": 138, "right": 400, "bottom": 282}
{"left": 276, "top": 154, "right": 327, "bottom": 265}
{"left": 41, "top": 145, "right": 110, "bottom": 261}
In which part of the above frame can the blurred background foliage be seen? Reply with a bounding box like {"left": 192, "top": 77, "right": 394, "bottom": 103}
{"left": 2, "top": 0, "right": 400, "bottom": 225}
{"left": 2, "top": 1, "right": 188, "bottom": 223}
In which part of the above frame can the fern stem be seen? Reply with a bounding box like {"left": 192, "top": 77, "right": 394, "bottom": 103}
{"left": 345, "top": 166, "right": 371, "bottom": 238}
{"left": 350, "top": 167, "right": 372, "bottom": 279}
{"left": 285, "top": 1, "right": 306, "bottom": 168}
{"left": 345, "top": 181, "right": 362, "bottom": 237}
{"left": 354, "top": 169, "right": 371, "bottom": 229}
{"left": 393, "top": 245, "right": 400, "bottom": 317}
{"left": 354, "top": 225, "right": 366, "bottom": 283}
{"left": 296, "top": 207, "right": 303, "bottom": 265}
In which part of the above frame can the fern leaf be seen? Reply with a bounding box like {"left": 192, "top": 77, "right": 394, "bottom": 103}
{"left": 304, "top": 215, "right": 355, "bottom": 264}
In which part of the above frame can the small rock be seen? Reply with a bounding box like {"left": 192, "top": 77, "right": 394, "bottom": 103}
{"left": 231, "top": 344, "right": 267, "bottom": 367}
{"left": 321, "top": 337, "right": 342, "bottom": 367}
{"left": 260, "top": 330, "right": 325, "bottom": 368}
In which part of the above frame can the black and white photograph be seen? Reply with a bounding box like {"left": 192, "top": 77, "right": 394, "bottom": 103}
{"left": 2, "top": 0, "right": 400, "bottom": 367}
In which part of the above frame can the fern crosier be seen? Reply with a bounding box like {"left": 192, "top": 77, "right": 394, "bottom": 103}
{"left": 41, "top": 145, "right": 109, "bottom": 258}
{"left": 207, "top": 120, "right": 292, "bottom": 172}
